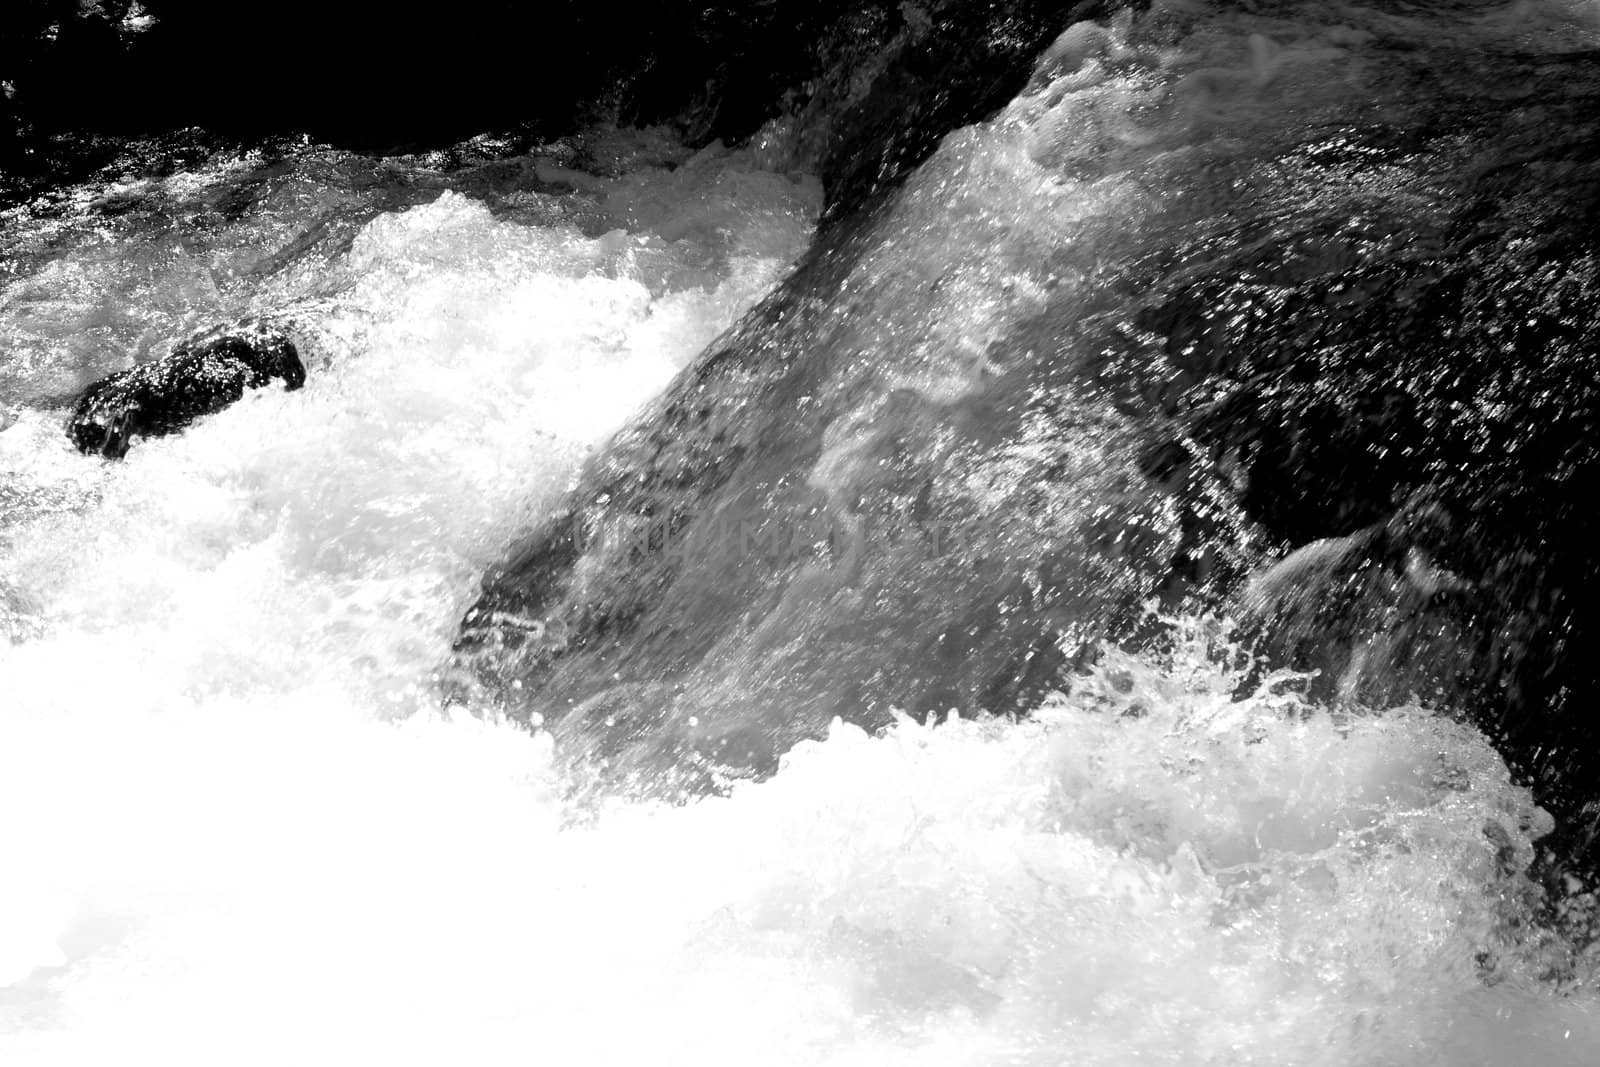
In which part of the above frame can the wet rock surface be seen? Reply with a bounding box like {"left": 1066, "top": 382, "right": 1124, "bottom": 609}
{"left": 66, "top": 326, "right": 304, "bottom": 457}
{"left": 457, "top": 16, "right": 1600, "bottom": 869}
{"left": 1132, "top": 50, "right": 1600, "bottom": 864}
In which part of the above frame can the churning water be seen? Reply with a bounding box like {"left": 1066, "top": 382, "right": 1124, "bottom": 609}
{"left": 5, "top": 2, "right": 1600, "bottom": 1064}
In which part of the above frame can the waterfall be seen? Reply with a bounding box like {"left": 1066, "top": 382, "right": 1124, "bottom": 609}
{"left": 5, "top": 1, "right": 1600, "bottom": 1063}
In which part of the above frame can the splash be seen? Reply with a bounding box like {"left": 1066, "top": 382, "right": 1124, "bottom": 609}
{"left": 5, "top": 3, "right": 1600, "bottom": 1063}
{"left": 0, "top": 127, "right": 821, "bottom": 1008}
{"left": 0, "top": 130, "right": 821, "bottom": 700}
{"left": 3, "top": 620, "right": 1597, "bottom": 1065}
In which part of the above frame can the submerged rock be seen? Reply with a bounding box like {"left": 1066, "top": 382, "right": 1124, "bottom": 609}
{"left": 66, "top": 327, "right": 305, "bottom": 458}
{"left": 1108, "top": 49, "right": 1600, "bottom": 865}
{"left": 455, "top": 7, "right": 1600, "bottom": 869}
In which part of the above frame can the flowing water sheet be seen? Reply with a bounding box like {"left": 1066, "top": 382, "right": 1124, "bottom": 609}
{"left": 5, "top": 2, "right": 1600, "bottom": 1064}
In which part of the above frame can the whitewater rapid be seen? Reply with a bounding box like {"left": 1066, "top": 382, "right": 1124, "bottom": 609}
{"left": 5, "top": 5, "right": 1600, "bottom": 1065}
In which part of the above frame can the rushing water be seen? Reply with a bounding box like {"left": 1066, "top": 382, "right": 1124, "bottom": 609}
{"left": 5, "top": 1, "right": 1600, "bottom": 1064}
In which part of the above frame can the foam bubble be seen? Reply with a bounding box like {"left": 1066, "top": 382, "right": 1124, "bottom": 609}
{"left": 5, "top": 4, "right": 1600, "bottom": 1061}
{"left": 3, "top": 633, "right": 1594, "bottom": 1065}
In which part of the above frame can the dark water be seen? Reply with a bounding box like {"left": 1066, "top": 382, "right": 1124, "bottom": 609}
{"left": 5, "top": 0, "right": 1600, "bottom": 1062}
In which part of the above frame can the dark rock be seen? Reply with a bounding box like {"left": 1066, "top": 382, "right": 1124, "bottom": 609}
{"left": 66, "top": 326, "right": 304, "bottom": 458}
{"left": 454, "top": 18, "right": 1600, "bottom": 876}
{"left": 1122, "top": 49, "right": 1600, "bottom": 866}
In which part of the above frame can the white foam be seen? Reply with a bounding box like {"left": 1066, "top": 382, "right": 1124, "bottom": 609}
{"left": 5, "top": 2, "right": 1600, "bottom": 1059}
{"left": 2, "top": 633, "right": 1594, "bottom": 1065}
{"left": 0, "top": 131, "right": 821, "bottom": 1051}
{"left": 1, "top": 136, "right": 820, "bottom": 709}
